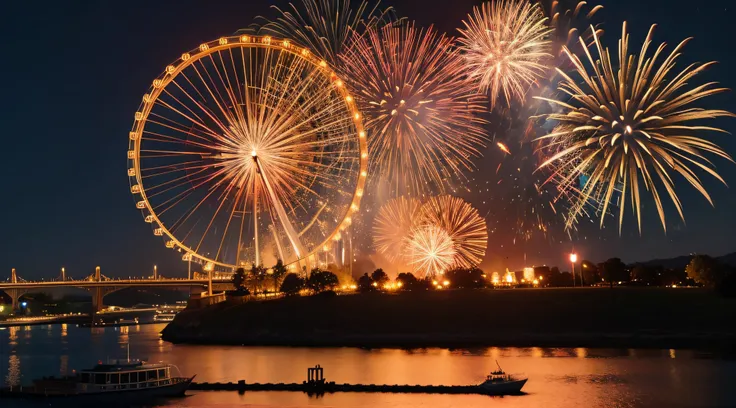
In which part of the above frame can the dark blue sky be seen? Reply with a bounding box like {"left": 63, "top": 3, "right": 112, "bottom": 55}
{"left": 1, "top": 0, "right": 734, "bottom": 280}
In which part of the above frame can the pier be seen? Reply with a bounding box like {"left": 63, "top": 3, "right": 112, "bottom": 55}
{"left": 189, "top": 365, "right": 519, "bottom": 396}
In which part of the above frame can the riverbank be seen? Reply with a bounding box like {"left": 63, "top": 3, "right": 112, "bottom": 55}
{"left": 161, "top": 287, "right": 736, "bottom": 350}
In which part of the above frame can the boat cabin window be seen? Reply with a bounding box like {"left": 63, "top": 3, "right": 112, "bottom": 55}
{"left": 158, "top": 369, "right": 166, "bottom": 378}
{"left": 94, "top": 373, "right": 106, "bottom": 385}
{"left": 80, "top": 373, "right": 90, "bottom": 383}
{"left": 121, "top": 373, "right": 130, "bottom": 383}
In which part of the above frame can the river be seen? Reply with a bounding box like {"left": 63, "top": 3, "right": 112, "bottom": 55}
{"left": 1, "top": 323, "right": 735, "bottom": 407}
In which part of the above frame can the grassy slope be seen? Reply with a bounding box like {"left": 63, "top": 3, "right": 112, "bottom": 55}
{"left": 162, "top": 288, "right": 736, "bottom": 349}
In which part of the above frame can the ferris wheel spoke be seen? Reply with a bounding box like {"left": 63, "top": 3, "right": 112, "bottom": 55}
{"left": 146, "top": 167, "right": 214, "bottom": 199}
{"left": 176, "top": 70, "right": 240, "bottom": 147}
{"left": 142, "top": 162, "right": 210, "bottom": 181}
{"left": 190, "top": 58, "right": 239, "bottom": 133}
{"left": 141, "top": 131, "right": 218, "bottom": 151}
{"left": 192, "top": 176, "right": 240, "bottom": 256}
{"left": 151, "top": 96, "right": 227, "bottom": 144}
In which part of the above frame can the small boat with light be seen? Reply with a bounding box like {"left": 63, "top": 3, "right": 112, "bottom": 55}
{"left": 478, "top": 361, "right": 527, "bottom": 395}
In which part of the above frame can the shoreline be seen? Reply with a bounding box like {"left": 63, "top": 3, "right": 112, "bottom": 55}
{"left": 161, "top": 288, "right": 736, "bottom": 351}
{"left": 162, "top": 331, "right": 736, "bottom": 351}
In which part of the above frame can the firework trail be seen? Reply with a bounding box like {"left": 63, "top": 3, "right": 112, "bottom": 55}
{"left": 340, "top": 21, "right": 488, "bottom": 196}
{"left": 536, "top": 23, "right": 735, "bottom": 233}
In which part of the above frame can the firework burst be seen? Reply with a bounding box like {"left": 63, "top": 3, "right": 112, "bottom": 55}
{"left": 458, "top": 0, "right": 553, "bottom": 108}
{"left": 340, "top": 21, "right": 488, "bottom": 196}
{"left": 539, "top": 0, "right": 603, "bottom": 54}
{"left": 417, "top": 196, "right": 488, "bottom": 268}
{"left": 257, "top": 0, "right": 396, "bottom": 67}
{"left": 405, "top": 224, "right": 457, "bottom": 278}
{"left": 373, "top": 197, "right": 422, "bottom": 262}
{"left": 537, "top": 23, "right": 735, "bottom": 233}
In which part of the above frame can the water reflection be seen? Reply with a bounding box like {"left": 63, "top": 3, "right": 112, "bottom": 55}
{"left": 5, "top": 355, "right": 20, "bottom": 387}
{"left": 60, "top": 354, "right": 69, "bottom": 377}
{"left": 0, "top": 324, "right": 733, "bottom": 408}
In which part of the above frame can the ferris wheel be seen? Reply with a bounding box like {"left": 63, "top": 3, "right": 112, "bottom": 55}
{"left": 127, "top": 35, "right": 368, "bottom": 271}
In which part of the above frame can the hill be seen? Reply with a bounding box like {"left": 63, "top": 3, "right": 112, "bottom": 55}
{"left": 632, "top": 252, "right": 736, "bottom": 269}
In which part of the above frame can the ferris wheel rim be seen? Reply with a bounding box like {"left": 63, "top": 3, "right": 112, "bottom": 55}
{"left": 127, "top": 34, "right": 368, "bottom": 270}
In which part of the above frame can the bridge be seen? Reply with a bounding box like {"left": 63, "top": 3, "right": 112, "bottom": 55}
{"left": 1, "top": 267, "right": 232, "bottom": 312}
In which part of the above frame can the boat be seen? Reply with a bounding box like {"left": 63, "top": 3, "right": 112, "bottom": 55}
{"left": 478, "top": 361, "right": 527, "bottom": 395}
{"left": 153, "top": 312, "right": 177, "bottom": 322}
{"left": 0, "top": 350, "right": 194, "bottom": 404}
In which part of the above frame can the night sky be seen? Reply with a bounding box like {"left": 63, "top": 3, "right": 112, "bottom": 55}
{"left": 2, "top": 0, "right": 734, "bottom": 280}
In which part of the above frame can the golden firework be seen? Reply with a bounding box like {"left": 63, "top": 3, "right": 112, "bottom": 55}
{"left": 536, "top": 23, "right": 735, "bottom": 233}
{"left": 459, "top": 0, "right": 553, "bottom": 108}
{"left": 340, "top": 21, "right": 488, "bottom": 195}
{"left": 405, "top": 224, "right": 457, "bottom": 278}
{"left": 373, "top": 197, "right": 422, "bottom": 262}
{"left": 257, "top": 0, "right": 396, "bottom": 66}
{"left": 417, "top": 196, "right": 488, "bottom": 269}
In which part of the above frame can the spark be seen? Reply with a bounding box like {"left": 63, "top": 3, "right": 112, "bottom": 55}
{"left": 536, "top": 23, "right": 735, "bottom": 233}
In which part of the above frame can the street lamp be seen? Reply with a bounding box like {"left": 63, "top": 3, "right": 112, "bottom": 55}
{"left": 569, "top": 253, "right": 578, "bottom": 287}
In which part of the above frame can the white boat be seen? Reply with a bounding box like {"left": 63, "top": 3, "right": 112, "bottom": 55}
{"left": 478, "top": 361, "right": 527, "bottom": 395}
{"left": 0, "top": 346, "right": 194, "bottom": 403}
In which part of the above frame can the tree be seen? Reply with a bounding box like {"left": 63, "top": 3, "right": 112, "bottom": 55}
{"left": 686, "top": 255, "right": 728, "bottom": 288}
{"left": 371, "top": 269, "right": 389, "bottom": 287}
{"left": 232, "top": 268, "right": 246, "bottom": 291}
{"left": 631, "top": 264, "right": 657, "bottom": 285}
{"left": 271, "top": 259, "right": 288, "bottom": 291}
{"left": 580, "top": 260, "right": 599, "bottom": 285}
{"left": 396, "top": 272, "right": 419, "bottom": 290}
{"left": 601, "top": 258, "right": 627, "bottom": 287}
{"left": 280, "top": 273, "right": 305, "bottom": 295}
{"left": 717, "top": 269, "right": 736, "bottom": 298}
{"left": 445, "top": 267, "right": 485, "bottom": 289}
{"left": 358, "top": 273, "right": 374, "bottom": 293}
{"left": 307, "top": 270, "right": 339, "bottom": 292}
{"left": 249, "top": 264, "right": 268, "bottom": 293}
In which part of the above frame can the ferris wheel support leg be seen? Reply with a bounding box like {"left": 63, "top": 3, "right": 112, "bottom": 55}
{"left": 254, "top": 183, "right": 260, "bottom": 267}
{"left": 253, "top": 156, "right": 308, "bottom": 270}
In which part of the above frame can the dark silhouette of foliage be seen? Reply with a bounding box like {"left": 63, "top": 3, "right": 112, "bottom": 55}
{"left": 279, "top": 273, "right": 305, "bottom": 295}
{"left": 371, "top": 269, "right": 389, "bottom": 286}
{"left": 601, "top": 258, "right": 628, "bottom": 287}
{"left": 358, "top": 273, "right": 375, "bottom": 293}
{"left": 307, "top": 270, "right": 339, "bottom": 292}
{"left": 271, "top": 259, "right": 288, "bottom": 291}
{"left": 249, "top": 264, "right": 268, "bottom": 292}
{"left": 232, "top": 268, "right": 246, "bottom": 291}
{"left": 396, "top": 272, "right": 419, "bottom": 290}
{"left": 686, "top": 255, "right": 729, "bottom": 288}
{"left": 445, "top": 267, "right": 485, "bottom": 289}
{"left": 580, "top": 260, "right": 599, "bottom": 285}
